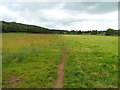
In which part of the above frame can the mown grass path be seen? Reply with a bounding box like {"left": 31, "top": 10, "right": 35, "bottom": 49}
{"left": 54, "top": 39, "right": 67, "bottom": 88}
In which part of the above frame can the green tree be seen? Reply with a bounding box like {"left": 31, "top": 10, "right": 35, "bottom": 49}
{"left": 78, "top": 30, "right": 82, "bottom": 35}
{"left": 105, "top": 28, "right": 115, "bottom": 36}
{"left": 91, "top": 30, "right": 98, "bottom": 35}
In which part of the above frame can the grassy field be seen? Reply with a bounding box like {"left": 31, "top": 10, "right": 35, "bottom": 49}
{"left": 2, "top": 33, "right": 63, "bottom": 88}
{"left": 63, "top": 35, "right": 118, "bottom": 88}
{"left": 2, "top": 33, "right": 118, "bottom": 88}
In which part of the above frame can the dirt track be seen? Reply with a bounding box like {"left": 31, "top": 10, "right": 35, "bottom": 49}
{"left": 54, "top": 43, "right": 66, "bottom": 88}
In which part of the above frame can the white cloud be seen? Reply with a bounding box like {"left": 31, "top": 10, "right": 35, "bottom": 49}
{"left": 75, "top": 11, "right": 118, "bottom": 22}
{"left": 0, "top": 5, "right": 19, "bottom": 21}
{"left": 55, "top": 20, "right": 118, "bottom": 31}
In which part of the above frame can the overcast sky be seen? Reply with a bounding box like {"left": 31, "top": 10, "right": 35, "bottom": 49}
{"left": 0, "top": 2, "right": 118, "bottom": 31}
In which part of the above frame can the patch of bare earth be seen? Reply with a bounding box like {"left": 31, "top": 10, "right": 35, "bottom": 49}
{"left": 6, "top": 75, "right": 23, "bottom": 88}
{"left": 54, "top": 45, "right": 66, "bottom": 88}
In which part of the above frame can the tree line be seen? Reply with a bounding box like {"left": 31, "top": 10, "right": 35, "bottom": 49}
{"left": 1, "top": 21, "right": 119, "bottom": 36}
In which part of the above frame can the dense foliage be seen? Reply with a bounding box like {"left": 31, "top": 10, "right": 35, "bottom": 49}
{"left": 1, "top": 21, "right": 119, "bottom": 36}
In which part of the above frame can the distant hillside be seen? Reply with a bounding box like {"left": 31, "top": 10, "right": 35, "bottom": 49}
{"left": 1, "top": 21, "right": 71, "bottom": 34}
{"left": 1, "top": 21, "right": 50, "bottom": 33}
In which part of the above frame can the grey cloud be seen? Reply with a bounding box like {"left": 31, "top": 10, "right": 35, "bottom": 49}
{"left": 0, "top": 2, "right": 118, "bottom": 30}
{"left": 2, "top": 2, "right": 62, "bottom": 12}
{"left": 62, "top": 2, "right": 117, "bottom": 14}
{"left": 2, "top": 2, "right": 117, "bottom": 14}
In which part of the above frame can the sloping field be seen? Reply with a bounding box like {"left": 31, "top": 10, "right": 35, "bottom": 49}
{"left": 2, "top": 33, "right": 118, "bottom": 88}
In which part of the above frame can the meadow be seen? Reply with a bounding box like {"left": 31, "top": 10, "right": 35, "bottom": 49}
{"left": 63, "top": 35, "right": 118, "bottom": 88}
{"left": 2, "top": 33, "right": 63, "bottom": 88}
{"left": 2, "top": 33, "right": 118, "bottom": 88}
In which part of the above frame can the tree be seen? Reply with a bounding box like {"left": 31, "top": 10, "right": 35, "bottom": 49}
{"left": 105, "top": 28, "right": 115, "bottom": 36}
{"left": 91, "top": 30, "right": 98, "bottom": 35}
{"left": 70, "top": 30, "right": 75, "bottom": 34}
{"left": 78, "top": 30, "right": 82, "bottom": 35}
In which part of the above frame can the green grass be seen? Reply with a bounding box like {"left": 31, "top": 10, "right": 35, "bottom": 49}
{"left": 2, "top": 33, "right": 118, "bottom": 88}
{"left": 0, "top": 33, "right": 2, "bottom": 89}
{"left": 63, "top": 35, "right": 118, "bottom": 88}
{"left": 2, "top": 33, "right": 63, "bottom": 88}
